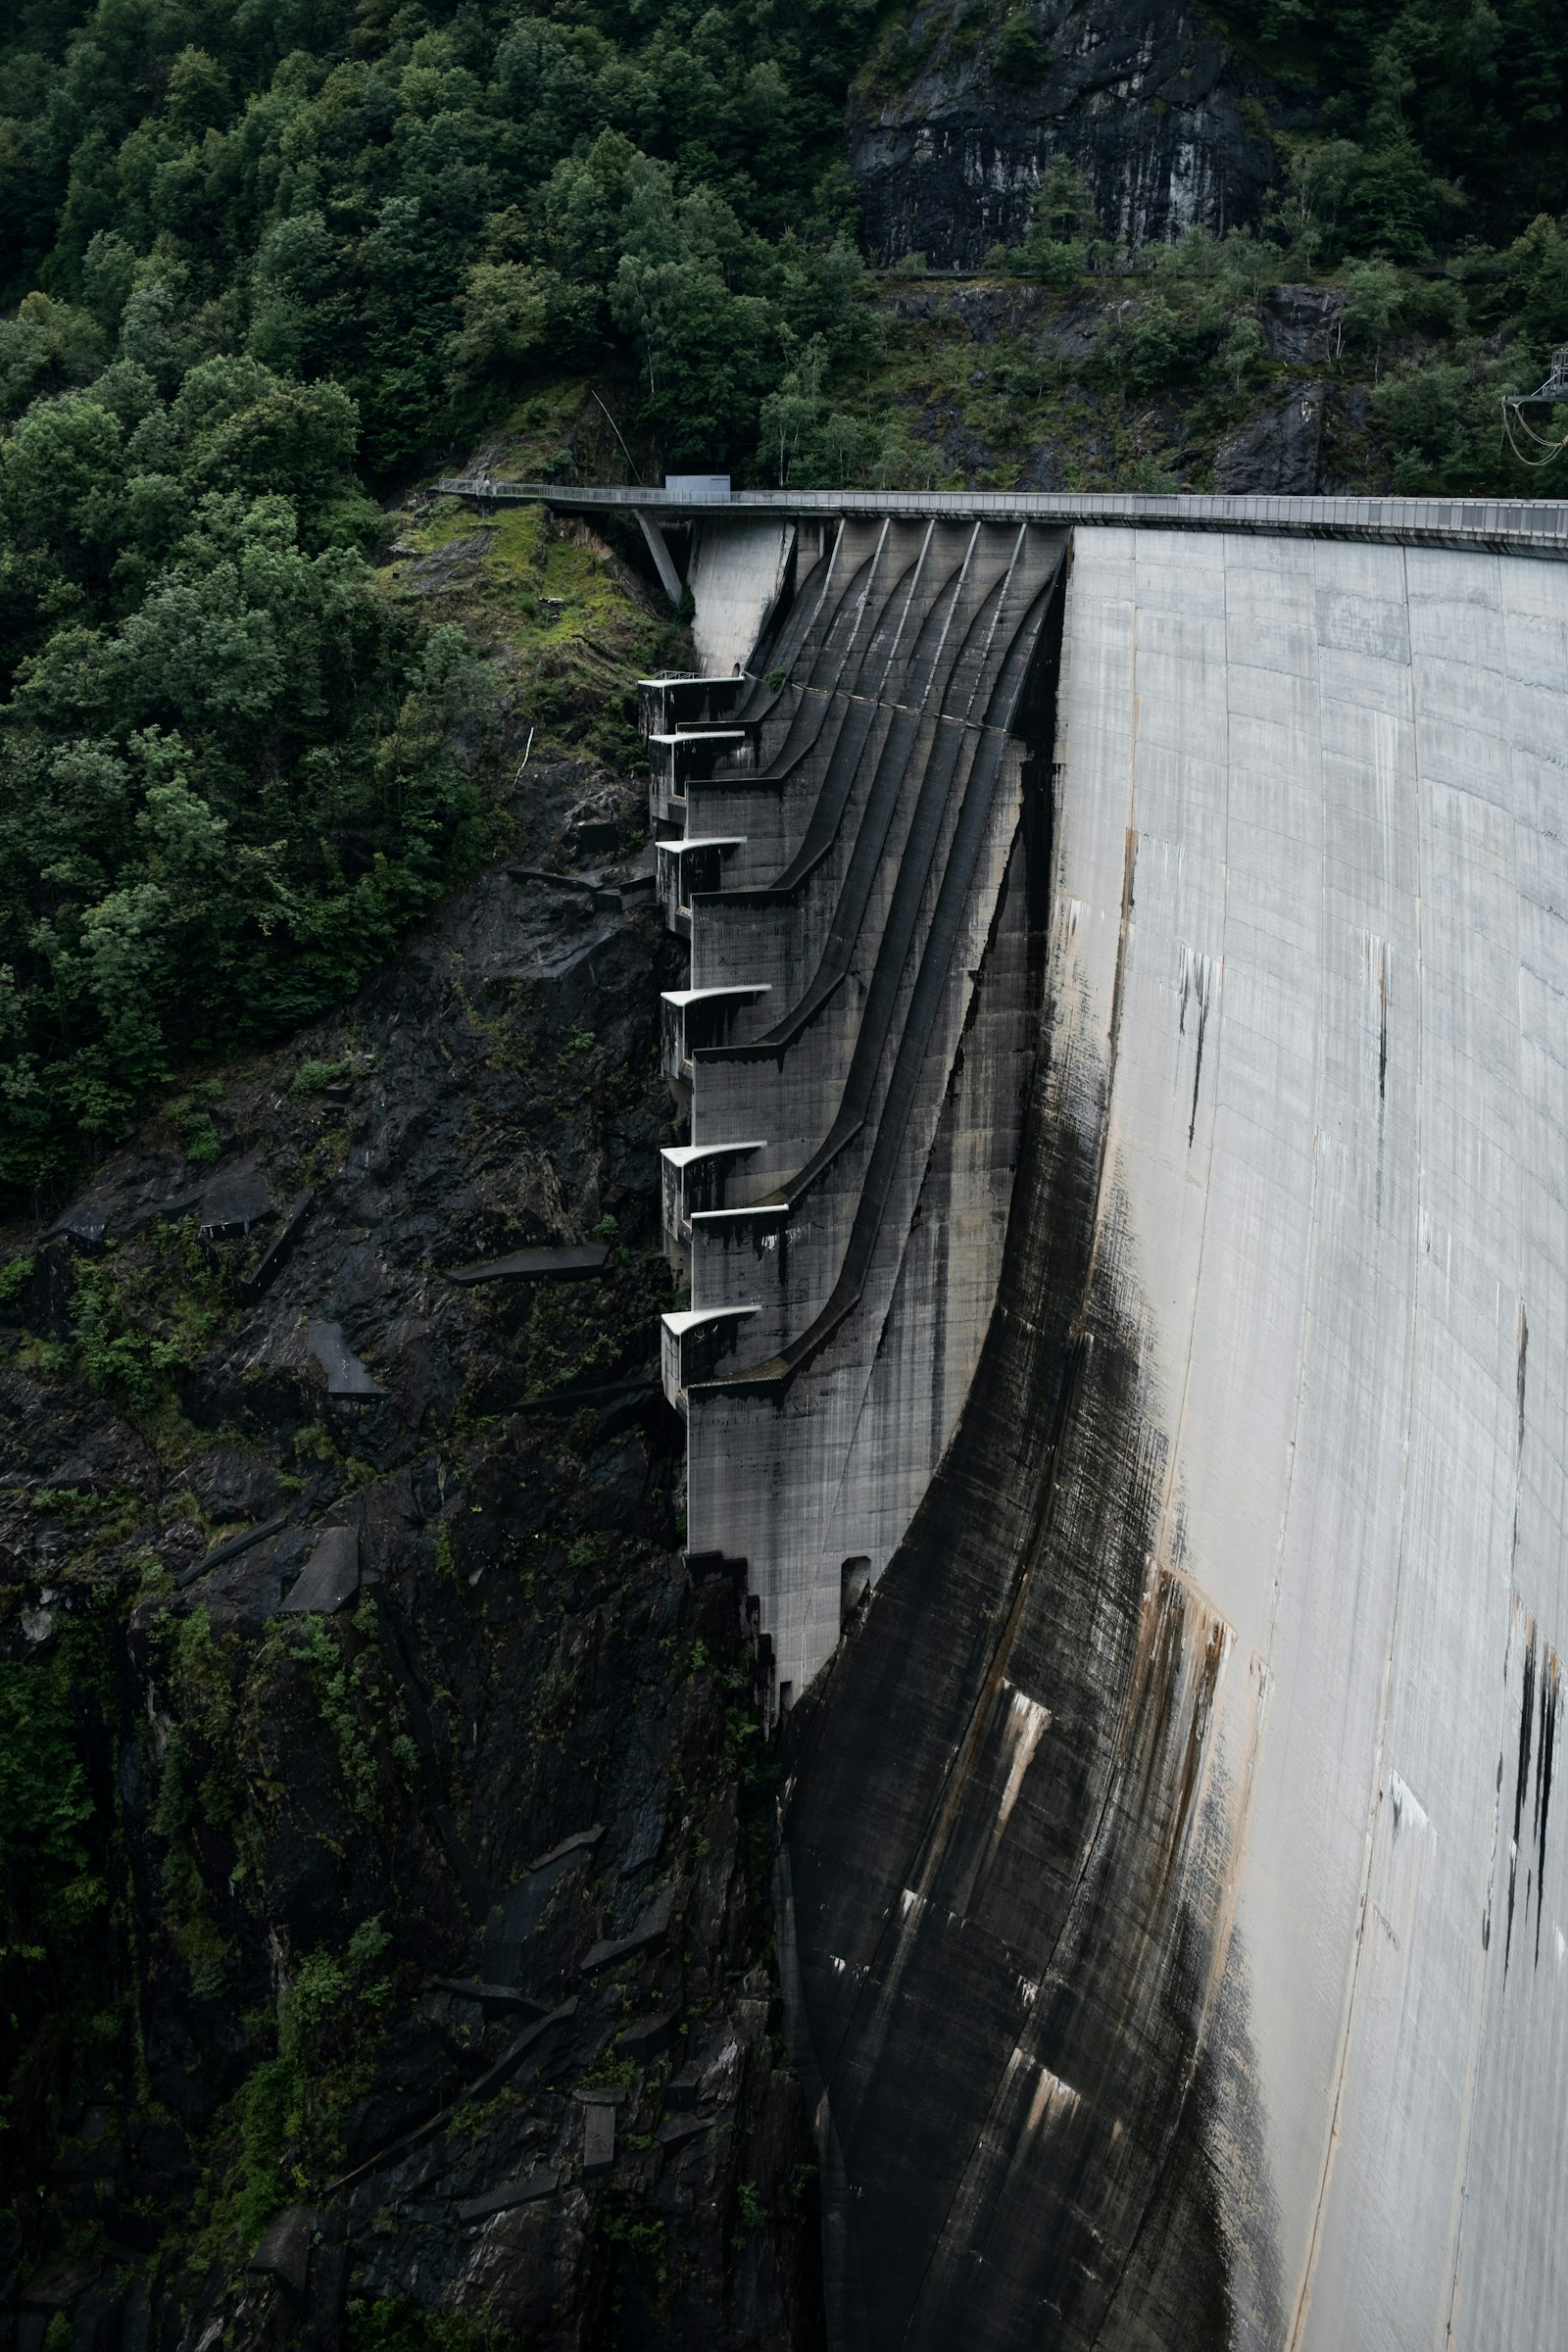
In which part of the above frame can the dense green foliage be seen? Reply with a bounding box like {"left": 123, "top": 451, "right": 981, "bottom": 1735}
{"left": 0, "top": 0, "right": 876, "bottom": 473}
{"left": 0, "top": 0, "right": 885, "bottom": 1199}
{"left": 1224, "top": 0, "right": 1567, "bottom": 254}
{"left": 0, "top": 350, "right": 492, "bottom": 1194}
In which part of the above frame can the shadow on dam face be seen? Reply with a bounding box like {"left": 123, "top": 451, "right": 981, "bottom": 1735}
{"left": 778, "top": 764, "right": 1281, "bottom": 2349}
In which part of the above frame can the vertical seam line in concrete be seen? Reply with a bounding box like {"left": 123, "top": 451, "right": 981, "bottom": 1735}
{"left": 1437, "top": 544, "right": 1532, "bottom": 2348}
{"left": 1286, "top": 535, "right": 1427, "bottom": 2352}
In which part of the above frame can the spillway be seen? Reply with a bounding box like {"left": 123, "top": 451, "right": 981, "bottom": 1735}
{"left": 455, "top": 476, "right": 1568, "bottom": 2349}
{"left": 650, "top": 512, "right": 1066, "bottom": 1701}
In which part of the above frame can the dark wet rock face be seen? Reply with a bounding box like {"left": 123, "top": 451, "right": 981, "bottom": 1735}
{"left": 1214, "top": 380, "right": 1328, "bottom": 493}
{"left": 851, "top": 0, "right": 1280, "bottom": 267}
{"left": 1259, "top": 284, "right": 1347, "bottom": 368}
{"left": 0, "top": 763, "right": 822, "bottom": 2351}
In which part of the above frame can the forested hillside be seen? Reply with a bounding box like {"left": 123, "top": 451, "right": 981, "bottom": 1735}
{"left": 0, "top": 0, "right": 876, "bottom": 474}
{"left": 0, "top": 0, "right": 884, "bottom": 1199}
{"left": 0, "top": 0, "right": 1564, "bottom": 1185}
{"left": 1220, "top": 0, "right": 1568, "bottom": 249}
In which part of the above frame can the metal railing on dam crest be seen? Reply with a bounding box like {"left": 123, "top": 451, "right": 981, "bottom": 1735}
{"left": 448, "top": 477, "right": 1568, "bottom": 2352}
{"left": 440, "top": 473, "right": 1568, "bottom": 555}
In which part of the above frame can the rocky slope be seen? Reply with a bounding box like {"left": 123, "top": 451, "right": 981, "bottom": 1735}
{"left": 0, "top": 524, "right": 823, "bottom": 2349}
{"left": 858, "top": 272, "right": 1381, "bottom": 494}
{"left": 850, "top": 0, "right": 1280, "bottom": 267}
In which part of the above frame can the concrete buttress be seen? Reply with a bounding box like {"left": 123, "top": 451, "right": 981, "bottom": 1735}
{"left": 644, "top": 514, "right": 1067, "bottom": 1703}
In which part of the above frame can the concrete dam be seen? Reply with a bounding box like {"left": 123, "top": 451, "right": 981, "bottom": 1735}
{"left": 457, "top": 478, "right": 1568, "bottom": 2348}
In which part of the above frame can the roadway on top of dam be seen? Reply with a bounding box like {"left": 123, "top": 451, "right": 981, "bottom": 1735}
{"left": 438, "top": 475, "right": 1568, "bottom": 557}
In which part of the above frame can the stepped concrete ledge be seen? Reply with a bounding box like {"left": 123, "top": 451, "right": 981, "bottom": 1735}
{"left": 449, "top": 478, "right": 1568, "bottom": 2352}
{"left": 659, "top": 1139, "right": 765, "bottom": 1162}
{"left": 661, "top": 1141, "right": 766, "bottom": 1267}
{"left": 646, "top": 726, "right": 749, "bottom": 742}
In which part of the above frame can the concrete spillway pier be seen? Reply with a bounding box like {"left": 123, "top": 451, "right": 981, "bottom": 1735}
{"left": 649, "top": 513, "right": 1066, "bottom": 1699}
{"left": 450, "top": 477, "right": 1568, "bottom": 2348}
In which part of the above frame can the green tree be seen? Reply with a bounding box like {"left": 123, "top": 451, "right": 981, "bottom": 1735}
{"left": 1502, "top": 215, "right": 1568, "bottom": 358}
{"left": 448, "top": 261, "right": 548, "bottom": 390}
{"left": 79, "top": 231, "right": 137, "bottom": 336}
{"left": 758, "top": 333, "right": 873, "bottom": 485}
{"left": 995, "top": 8, "right": 1047, "bottom": 85}
{"left": 1000, "top": 156, "right": 1102, "bottom": 282}
{"left": 1269, "top": 139, "right": 1363, "bottom": 266}
{"left": 1373, "top": 360, "right": 1473, "bottom": 487}
{"left": 612, "top": 253, "right": 775, "bottom": 463}
{"left": 1341, "top": 257, "right": 1402, "bottom": 372}
{"left": 0, "top": 292, "right": 106, "bottom": 420}
{"left": 1094, "top": 294, "right": 1184, "bottom": 391}
{"left": 1341, "top": 130, "right": 1461, "bottom": 263}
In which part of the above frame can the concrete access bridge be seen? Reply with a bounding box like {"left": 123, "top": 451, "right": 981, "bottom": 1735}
{"left": 449, "top": 476, "right": 1568, "bottom": 2352}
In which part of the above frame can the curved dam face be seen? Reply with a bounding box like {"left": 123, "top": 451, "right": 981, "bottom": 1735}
{"left": 613, "top": 491, "right": 1568, "bottom": 2350}
{"left": 781, "top": 524, "right": 1568, "bottom": 2349}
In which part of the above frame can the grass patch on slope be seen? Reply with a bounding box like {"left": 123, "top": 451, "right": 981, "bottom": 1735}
{"left": 382, "top": 479, "right": 689, "bottom": 773}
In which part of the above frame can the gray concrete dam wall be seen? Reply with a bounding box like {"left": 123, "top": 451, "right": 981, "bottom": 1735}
{"left": 464, "top": 481, "right": 1568, "bottom": 2347}
{"left": 775, "top": 521, "right": 1568, "bottom": 2352}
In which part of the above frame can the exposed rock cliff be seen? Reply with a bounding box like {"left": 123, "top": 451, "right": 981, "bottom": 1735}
{"left": 851, "top": 0, "right": 1280, "bottom": 266}
{"left": 0, "top": 525, "right": 823, "bottom": 2348}
{"left": 854, "top": 273, "right": 1385, "bottom": 495}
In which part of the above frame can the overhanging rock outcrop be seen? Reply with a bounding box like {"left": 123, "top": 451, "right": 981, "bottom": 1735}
{"left": 849, "top": 0, "right": 1278, "bottom": 266}
{"left": 449, "top": 474, "right": 1568, "bottom": 2349}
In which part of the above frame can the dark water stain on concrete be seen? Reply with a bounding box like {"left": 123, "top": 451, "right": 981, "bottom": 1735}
{"left": 1535, "top": 1647, "right": 1559, "bottom": 1967}
{"left": 780, "top": 741, "right": 1280, "bottom": 2348}
{"left": 1500, "top": 1597, "right": 1563, "bottom": 1975}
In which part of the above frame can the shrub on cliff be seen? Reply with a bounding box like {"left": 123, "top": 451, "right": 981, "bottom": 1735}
{"left": 0, "top": 356, "right": 494, "bottom": 1200}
